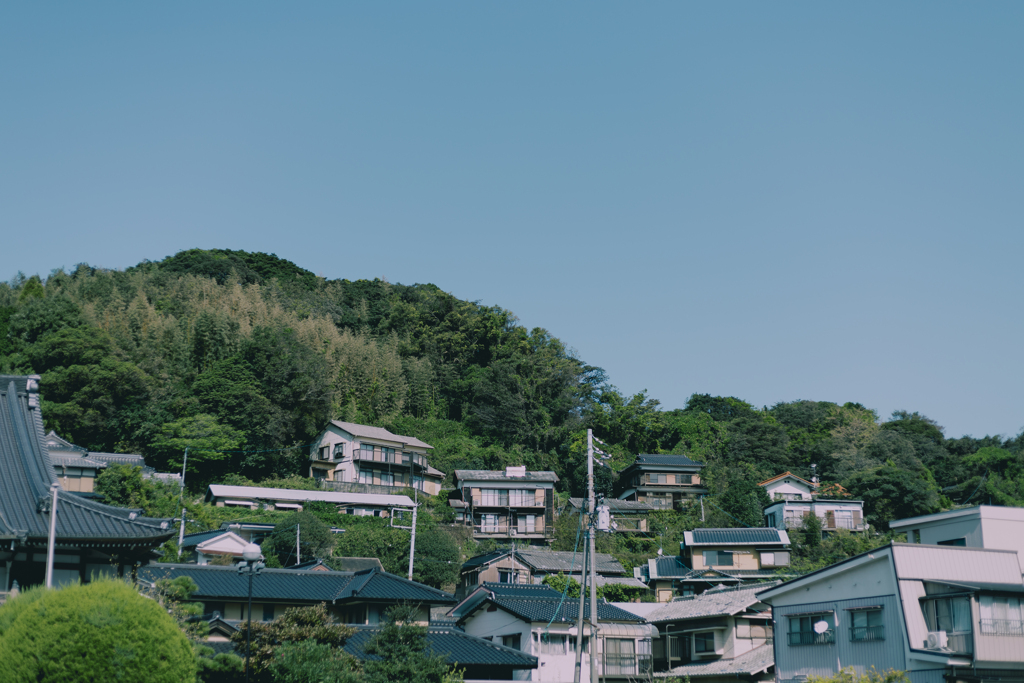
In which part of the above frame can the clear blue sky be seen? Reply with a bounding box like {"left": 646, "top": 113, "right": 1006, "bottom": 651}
{"left": 3, "top": 3, "right": 1022, "bottom": 439}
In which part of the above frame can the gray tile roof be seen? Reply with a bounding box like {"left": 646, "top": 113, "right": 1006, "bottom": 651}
{"left": 0, "top": 376, "right": 174, "bottom": 544}
{"left": 454, "top": 470, "right": 559, "bottom": 483}
{"left": 343, "top": 625, "right": 538, "bottom": 668}
{"left": 88, "top": 452, "right": 146, "bottom": 467}
{"left": 655, "top": 643, "right": 773, "bottom": 678}
{"left": 137, "top": 563, "right": 455, "bottom": 605}
{"left": 634, "top": 454, "right": 704, "bottom": 467}
{"left": 50, "top": 455, "right": 108, "bottom": 469}
{"left": 516, "top": 549, "right": 625, "bottom": 575}
{"left": 329, "top": 421, "right": 433, "bottom": 450}
{"left": 181, "top": 529, "right": 231, "bottom": 548}
{"left": 688, "top": 528, "right": 787, "bottom": 546}
{"left": 646, "top": 582, "right": 779, "bottom": 622}
{"left": 471, "top": 583, "right": 646, "bottom": 624}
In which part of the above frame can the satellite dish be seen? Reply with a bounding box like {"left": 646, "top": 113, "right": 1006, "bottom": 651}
{"left": 813, "top": 621, "right": 830, "bottom": 634}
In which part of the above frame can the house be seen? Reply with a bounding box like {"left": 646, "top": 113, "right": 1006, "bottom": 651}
{"left": 757, "top": 542, "right": 1024, "bottom": 683}
{"left": 449, "top": 582, "right": 657, "bottom": 683}
{"left": 204, "top": 484, "right": 415, "bottom": 518}
{"left": 614, "top": 454, "right": 707, "bottom": 509}
{"left": 637, "top": 528, "right": 793, "bottom": 601}
{"left": 458, "top": 548, "right": 646, "bottom": 599}
{"left": 0, "top": 375, "right": 175, "bottom": 593}
{"left": 889, "top": 505, "right": 1024, "bottom": 559}
{"left": 308, "top": 420, "right": 444, "bottom": 495}
{"left": 138, "top": 563, "right": 456, "bottom": 625}
{"left": 760, "top": 472, "right": 867, "bottom": 533}
{"left": 44, "top": 430, "right": 182, "bottom": 493}
{"left": 565, "top": 498, "right": 657, "bottom": 533}
{"left": 758, "top": 472, "right": 817, "bottom": 501}
{"left": 635, "top": 582, "right": 777, "bottom": 681}
{"left": 449, "top": 467, "right": 559, "bottom": 543}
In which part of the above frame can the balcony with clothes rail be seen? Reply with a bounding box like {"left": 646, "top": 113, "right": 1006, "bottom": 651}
{"left": 352, "top": 448, "right": 427, "bottom": 469}
{"left": 601, "top": 654, "right": 653, "bottom": 677}
{"left": 782, "top": 514, "right": 866, "bottom": 532}
{"left": 470, "top": 513, "right": 550, "bottom": 539}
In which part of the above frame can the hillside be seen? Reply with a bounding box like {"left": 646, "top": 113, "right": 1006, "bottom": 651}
{"left": 1, "top": 249, "right": 1021, "bottom": 535}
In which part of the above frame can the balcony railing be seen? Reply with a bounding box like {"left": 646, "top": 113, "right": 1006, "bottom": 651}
{"left": 788, "top": 630, "right": 836, "bottom": 646}
{"left": 318, "top": 480, "right": 423, "bottom": 496}
{"left": 611, "top": 517, "right": 648, "bottom": 533}
{"left": 850, "top": 625, "right": 885, "bottom": 642}
{"left": 352, "top": 450, "right": 426, "bottom": 468}
{"left": 602, "top": 654, "right": 652, "bottom": 677}
{"left": 783, "top": 517, "right": 865, "bottom": 531}
{"left": 980, "top": 619, "right": 1024, "bottom": 636}
{"left": 946, "top": 632, "right": 974, "bottom": 654}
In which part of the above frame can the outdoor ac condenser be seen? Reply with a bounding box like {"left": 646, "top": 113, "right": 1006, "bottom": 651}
{"left": 925, "top": 631, "right": 948, "bottom": 649}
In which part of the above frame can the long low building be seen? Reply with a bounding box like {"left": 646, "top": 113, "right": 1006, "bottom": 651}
{"left": 204, "top": 484, "right": 415, "bottom": 517}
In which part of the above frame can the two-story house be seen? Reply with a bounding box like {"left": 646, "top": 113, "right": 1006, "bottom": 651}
{"left": 308, "top": 421, "right": 444, "bottom": 495}
{"left": 614, "top": 454, "right": 707, "bottom": 510}
{"left": 760, "top": 472, "right": 866, "bottom": 533}
{"left": 449, "top": 467, "right": 558, "bottom": 544}
{"left": 758, "top": 542, "right": 1024, "bottom": 683}
{"left": 636, "top": 582, "right": 777, "bottom": 682}
{"left": 637, "top": 528, "right": 793, "bottom": 601}
{"left": 889, "top": 505, "right": 1024, "bottom": 559}
{"left": 44, "top": 430, "right": 181, "bottom": 493}
{"left": 449, "top": 582, "right": 657, "bottom": 683}
{"left": 565, "top": 498, "right": 657, "bottom": 533}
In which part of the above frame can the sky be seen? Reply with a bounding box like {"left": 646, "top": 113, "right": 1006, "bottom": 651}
{"left": 2, "top": 3, "right": 1022, "bottom": 439}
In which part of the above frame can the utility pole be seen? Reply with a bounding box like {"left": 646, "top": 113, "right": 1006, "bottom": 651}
{"left": 407, "top": 486, "right": 419, "bottom": 581}
{"left": 177, "top": 507, "right": 187, "bottom": 559}
{"left": 573, "top": 535, "right": 589, "bottom": 683}
{"left": 296, "top": 524, "right": 301, "bottom": 565}
{"left": 177, "top": 447, "right": 189, "bottom": 559}
{"left": 45, "top": 483, "right": 59, "bottom": 588}
{"left": 587, "top": 429, "right": 599, "bottom": 683}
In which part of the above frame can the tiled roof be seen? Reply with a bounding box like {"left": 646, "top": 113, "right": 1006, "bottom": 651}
{"left": 329, "top": 421, "right": 433, "bottom": 450}
{"left": 655, "top": 643, "right": 773, "bottom": 678}
{"left": 138, "top": 564, "right": 455, "bottom": 604}
{"left": 43, "top": 430, "right": 86, "bottom": 454}
{"left": 757, "top": 471, "right": 815, "bottom": 488}
{"left": 687, "top": 528, "right": 787, "bottom": 546}
{"left": 646, "top": 582, "right": 779, "bottom": 622}
{"left": 634, "top": 454, "right": 704, "bottom": 467}
{"left": 454, "top": 470, "right": 559, "bottom": 483}
{"left": 567, "top": 498, "right": 656, "bottom": 513}
{"left": 462, "top": 550, "right": 509, "bottom": 570}
{"left": 50, "top": 455, "right": 108, "bottom": 469}
{"left": 516, "top": 549, "right": 625, "bottom": 575}
{"left": 181, "top": 529, "right": 231, "bottom": 548}
{"left": 343, "top": 625, "right": 538, "bottom": 668}
{"left": 89, "top": 452, "right": 146, "bottom": 467}
{"left": 478, "top": 583, "right": 646, "bottom": 624}
{"left": 0, "top": 376, "right": 174, "bottom": 544}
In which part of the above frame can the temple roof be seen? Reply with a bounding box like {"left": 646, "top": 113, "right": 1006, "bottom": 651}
{"left": 0, "top": 376, "right": 174, "bottom": 545}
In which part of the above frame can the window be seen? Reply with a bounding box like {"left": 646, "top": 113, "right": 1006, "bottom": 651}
{"left": 677, "top": 474, "right": 693, "bottom": 484}
{"left": 538, "top": 634, "right": 567, "bottom": 655}
{"left": 980, "top": 595, "right": 1024, "bottom": 636}
{"left": 693, "top": 631, "right": 716, "bottom": 653}
{"left": 788, "top": 613, "right": 835, "bottom": 646}
{"left": 938, "top": 538, "right": 967, "bottom": 547}
{"left": 413, "top": 475, "right": 424, "bottom": 491}
{"left": 509, "top": 489, "right": 533, "bottom": 506}
{"left": 518, "top": 515, "right": 536, "bottom": 534}
{"left": 766, "top": 513, "right": 776, "bottom": 528}
{"left": 481, "top": 514, "right": 499, "bottom": 533}
{"left": 480, "top": 489, "right": 508, "bottom": 506}
{"left": 263, "top": 603, "right": 276, "bottom": 621}
{"left": 850, "top": 609, "right": 884, "bottom": 641}
{"left": 381, "top": 447, "right": 396, "bottom": 462}
{"left": 379, "top": 472, "right": 394, "bottom": 486}
{"left": 605, "top": 638, "right": 636, "bottom": 675}
{"left": 921, "top": 596, "right": 973, "bottom": 652}
{"left": 501, "top": 634, "right": 521, "bottom": 651}
{"left": 761, "top": 551, "right": 790, "bottom": 567}
{"left": 333, "top": 443, "right": 345, "bottom": 457}
{"left": 205, "top": 601, "right": 226, "bottom": 617}
{"left": 360, "top": 443, "right": 375, "bottom": 460}
{"left": 358, "top": 470, "right": 370, "bottom": 485}
{"left": 703, "top": 550, "right": 733, "bottom": 567}
{"left": 498, "top": 571, "right": 519, "bottom": 584}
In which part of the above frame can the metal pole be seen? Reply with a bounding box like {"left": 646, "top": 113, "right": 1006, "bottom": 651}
{"left": 573, "top": 536, "right": 589, "bottom": 683}
{"left": 179, "top": 447, "right": 189, "bottom": 496}
{"left": 245, "top": 563, "right": 253, "bottom": 683}
{"left": 177, "top": 507, "right": 187, "bottom": 559}
{"left": 407, "top": 493, "right": 419, "bottom": 581}
{"left": 45, "top": 483, "right": 59, "bottom": 588}
{"left": 588, "top": 430, "right": 599, "bottom": 683}
{"left": 296, "top": 524, "right": 301, "bottom": 565}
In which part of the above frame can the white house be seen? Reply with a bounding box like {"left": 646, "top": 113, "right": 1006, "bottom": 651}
{"left": 890, "top": 505, "right": 1024, "bottom": 561}
{"left": 308, "top": 420, "right": 444, "bottom": 495}
{"left": 757, "top": 542, "right": 1024, "bottom": 683}
{"left": 758, "top": 472, "right": 816, "bottom": 501}
{"left": 449, "top": 583, "right": 657, "bottom": 683}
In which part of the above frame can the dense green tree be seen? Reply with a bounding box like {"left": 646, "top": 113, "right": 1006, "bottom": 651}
{"left": 264, "top": 511, "right": 337, "bottom": 567}
{"left": 149, "top": 413, "right": 246, "bottom": 477}
{"left": 363, "top": 605, "right": 463, "bottom": 683}
{"left": 268, "top": 641, "right": 361, "bottom": 683}
{"left": 95, "top": 464, "right": 150, "bottom": 508}
{"left": 845, "top": 465, "right": 940, "bottom": 530}
{"left": 7, "top": 296, "right": 85, "bottom": 345}
{"left": 232, "top": 603, "right": 357, "bottom": 680}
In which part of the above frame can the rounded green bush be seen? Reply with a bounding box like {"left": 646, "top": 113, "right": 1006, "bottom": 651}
{"left": 0, "top": 578, "right": 196, "bottom": 682}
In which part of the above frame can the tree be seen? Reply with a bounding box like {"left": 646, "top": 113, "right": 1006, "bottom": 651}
{"left": 363, "top": 605, "right": 463, "bottom": 683}
{"left": 264, "top": 511, "right": 337, "bottom": 567}
{"left": 231, "top": 603, "right": 357, "bottom": 678}
{"left": 0, "top": 579, "right": 196, "bottom": 682}
{"left": 149, "top": 413, "right": 245, "bottom": 475}
{"left": 95, "top": 464, "right": 150, "bottom": 508}
{"left": 808, "top": 667, "right": 908, "bottom": 683}
{"left": 714, "top": 465, "right": 772, "bottom": 528}
{"left": 411, "top": 528, "right": 461, "bottom": 589}
{"left": 268, "top": 640, "right": 362, "bottom": 683}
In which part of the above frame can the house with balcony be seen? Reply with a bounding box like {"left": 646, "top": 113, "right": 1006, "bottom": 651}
{"left": 757, "top": 542, "right": 1024, "bottom": 683}
{"left": 614, "top": 454, "right": 707, "bottom": 510}
{"left": 632, "top": 582, "right": 777, "bottom": 682}
{"left": 457, "top": 548, "right": 645, "bottom": 599}
{"left": 759, "top": 472, "right": 866, "bottom": 533}
{"left": 449, "top": 467, "right": 558, "bottom": 544}
{"left": 637, "top": 528, "right": 793, "bottom": 601}
{"left": 308, "top": 421, "right": 444, "bottom": 496}
{"left": 565, "top": 498, "right": 657, "bottom": 533}
{"left": 449, "top": 582, "right": 657, "bottom": 683}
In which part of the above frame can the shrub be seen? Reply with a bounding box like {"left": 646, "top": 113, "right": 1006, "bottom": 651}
{"left": 0, "top": 578, "right": 196, "bottom": 682}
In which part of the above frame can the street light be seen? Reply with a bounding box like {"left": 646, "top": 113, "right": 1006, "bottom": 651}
{"left": 238, "top": 542, "right": 265, "bottom": 683}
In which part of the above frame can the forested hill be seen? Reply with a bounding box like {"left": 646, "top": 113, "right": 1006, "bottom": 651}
{"left": 1, "top": 248, "right": 1021, "bottom": 530}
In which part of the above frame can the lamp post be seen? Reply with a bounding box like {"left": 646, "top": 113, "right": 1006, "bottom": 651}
{"left": 238, "top": 542, "right": 264, "bottom": 683}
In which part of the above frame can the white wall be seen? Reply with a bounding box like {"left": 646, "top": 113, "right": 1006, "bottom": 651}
{"left": 764, "top": 478, "right": 813, "bottom": 500}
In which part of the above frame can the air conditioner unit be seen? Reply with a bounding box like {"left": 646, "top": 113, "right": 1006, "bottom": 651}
{"left": 925, "top": 631, "right": 948, "bottom": 649}
{"left": 510, "top": 529, "right": 517, "bottom": 536}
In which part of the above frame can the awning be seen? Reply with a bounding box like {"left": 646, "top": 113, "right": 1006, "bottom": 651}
{"left": 223, "top": 500, "right": 255, "bottom": 506}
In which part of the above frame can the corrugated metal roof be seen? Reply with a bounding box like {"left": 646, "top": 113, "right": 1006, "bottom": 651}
{"left": 181, "top": 529, "right": 230, "bottom": 548}
{"left": 454, "top": 470, "right": 559, "bottom": 483}
{"left": 687, "top": 528, "right": 787, "bottom": 546}
{"left": 891, "top": 543, "right": 1022, "bottom": 584}
{"left": 0, "top": 376, "right": 174, "bottom": 544}
{"left": 329, "top": 421, "right": 433, "bottom": 450}
{"left": 515, "top": 549, "right": 625, "bottom": 575}
{"left": 645, "top": 582, "right": 779, "bottom": 622}
{"left": 206, "top": 485, "right": 414, "bottom": 507}
{"left": 634, "top": 454, "right": 704, "bottom": 467}
{"left": 655, "top": 643, "right": 773, "bottom": 678}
